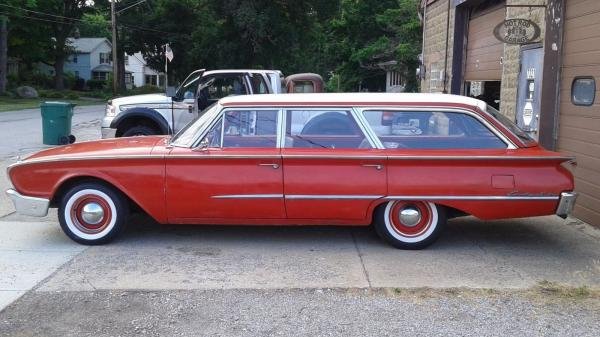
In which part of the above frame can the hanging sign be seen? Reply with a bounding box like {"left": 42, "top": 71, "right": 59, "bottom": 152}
{"left": 493, "top": 19, "right": 541, "bottom": 44}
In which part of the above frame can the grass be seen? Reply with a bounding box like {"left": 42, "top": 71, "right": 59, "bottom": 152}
{"left": 0, "top": 96, "right": 105, "bottom": 112}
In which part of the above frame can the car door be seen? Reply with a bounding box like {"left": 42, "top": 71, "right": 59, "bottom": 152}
{"left": 165, "top": 108, "right": 285, "bottom": 222}
{"left": 281, "top": 108, "right": 387, "bottom": 220}
{"left": 196, "top": 73, "right": 251, "bottom": 112}
{"left": 171, "top": 70, "right": 205, "bottom": 132}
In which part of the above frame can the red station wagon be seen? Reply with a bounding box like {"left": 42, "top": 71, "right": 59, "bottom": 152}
{"left": 6, "top": 93, "right": 577, "bottom": 249}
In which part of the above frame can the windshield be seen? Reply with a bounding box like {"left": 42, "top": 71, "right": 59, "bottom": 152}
{"left": 485, "top": 106, "right": 534, "bottom": 143}
{"left": 170, "top": 103, "right": 220, "bottom": 147}
{"left": 174, "top": 69, "right": 205, "bottom": 100}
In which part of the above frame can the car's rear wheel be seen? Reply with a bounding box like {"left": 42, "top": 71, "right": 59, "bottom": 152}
{"left": 374, "top": 200, "right": 446, "bottom": 249}
{"left": 58, "top": 183, "right": 129, "bottom": 245}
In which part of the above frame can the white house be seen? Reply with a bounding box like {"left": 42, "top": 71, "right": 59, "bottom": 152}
{"left": 123, "top": 52, "right": 164, "bottom": 89}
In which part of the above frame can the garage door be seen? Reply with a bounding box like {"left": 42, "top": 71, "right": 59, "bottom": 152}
{"left": 464, "top": 5, "right": 505, "bottom": 81}
{"left": 558, "top": 0, "right": 600, "bottom": 226}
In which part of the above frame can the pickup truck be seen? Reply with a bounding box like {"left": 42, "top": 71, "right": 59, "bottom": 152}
{"left": 101, "top": 69, "right": 284, "bottom": 138}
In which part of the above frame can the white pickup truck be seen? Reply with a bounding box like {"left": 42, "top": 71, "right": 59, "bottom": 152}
{"left": 101, "top": 69, "right": 284, "bottom": 138}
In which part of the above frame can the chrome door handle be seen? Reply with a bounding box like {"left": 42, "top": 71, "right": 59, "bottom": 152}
{"left": 362, "top": 164, "right": 383, "bottom": 170}
{"left": 259, "top": 163, "right": 280, "bottom": 169}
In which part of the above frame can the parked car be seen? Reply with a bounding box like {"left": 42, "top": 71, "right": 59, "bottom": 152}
{"left": 101, "top": 69, "right": 284, "bottom": 138}
{"left": 7, "top": 93, "right": 577, "bottom": 249}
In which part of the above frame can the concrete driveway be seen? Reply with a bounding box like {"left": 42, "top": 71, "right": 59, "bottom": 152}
{"left": 0, "top": 104, "right": 598, "bottom": 336}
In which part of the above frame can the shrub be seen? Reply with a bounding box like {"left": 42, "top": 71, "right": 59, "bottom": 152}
{"left": 127, "top": 85, "right": 163, "bottom": 95}
{"left": 87, "top": 79, "right": 107, "bottom": 91}
{"left": 66, "top": 93, "right": 80, "bottom": 100}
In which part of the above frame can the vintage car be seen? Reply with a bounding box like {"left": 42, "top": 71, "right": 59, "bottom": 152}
{"left": 6, "top": 93, "right": 577, "bottom": 249}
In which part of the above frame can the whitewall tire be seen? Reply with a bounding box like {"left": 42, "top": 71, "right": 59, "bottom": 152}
{"left": 374, "top": 201, "right": 446, "bottom": 249}
{"left": 58, "top": 183, "right": 129, "bottom": 245}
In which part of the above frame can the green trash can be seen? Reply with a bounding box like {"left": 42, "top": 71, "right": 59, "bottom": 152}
{"left": 40, "top": 101, "right": 76, "bottom": 145}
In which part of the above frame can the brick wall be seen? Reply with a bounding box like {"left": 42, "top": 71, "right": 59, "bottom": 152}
{"left": 421, "top": 0, "right": 455, "bottom": 93}
{"left": 421, "top": 0, "right": 547, "bottom": 121}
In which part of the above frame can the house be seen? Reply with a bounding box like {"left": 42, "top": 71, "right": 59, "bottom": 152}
{"left": 419, "top": 0, "right": 600, "bottom": 227}
{"left": 59, "top": 37, "right": 162, "bottom": 88}
{"left": 123, "top": 52, "right": 164, "bottom": 89}
{"left": 64, "top": 37, "right": 113, "bottom": 82}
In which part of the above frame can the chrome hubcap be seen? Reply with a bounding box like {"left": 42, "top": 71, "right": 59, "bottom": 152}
{"left": 398, "top": 207, "right": 421, "bottom": 227}
{"left": 81, "top": 202, "right": 105, "bottom": 225}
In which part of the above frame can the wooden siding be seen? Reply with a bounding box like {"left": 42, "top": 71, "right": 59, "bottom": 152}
{"left": 559, "top": 0, "right": 600, "bottom": 226}
{"left": 464, "top": 6, "right": 505, "bottom": 81}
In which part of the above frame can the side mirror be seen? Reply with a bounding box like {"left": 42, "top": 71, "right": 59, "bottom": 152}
{"left": 166, "top": 86, "right": 177, "bottom": 97}
{"left": 193, "top": 137, "right": 210, "bottom": 152}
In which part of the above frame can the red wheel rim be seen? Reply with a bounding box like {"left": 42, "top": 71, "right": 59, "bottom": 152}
{"left": 388, "top": 201, "right": 432, "bottom": 237}
{"left": 70, "top": 194, "right": 112, "bottom": 234}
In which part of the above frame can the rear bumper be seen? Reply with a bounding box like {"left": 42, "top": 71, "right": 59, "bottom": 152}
{"left": 556, "top": 191, "right": 578, "bottom": 218}
{"left": 5, "top": 189, "right": 50, "bottom": 217}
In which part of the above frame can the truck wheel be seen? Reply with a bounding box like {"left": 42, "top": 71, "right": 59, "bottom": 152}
{"left": 58, "top": 182, "right": 129, "bottom": 245}
{"left": 122, "top": 125, "right": 159, "bottom": 137}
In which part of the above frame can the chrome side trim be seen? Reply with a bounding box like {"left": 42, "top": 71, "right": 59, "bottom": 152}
{"left": 10, "top": 155, "right": 163, "bottom": 166}
{"left": 169, "top": 154, "right": 282, "bottom": 159}
{"left": 385, "top": 195, "right": 559, "bottom": 201}
{"left": 285, "top": 195, "right": 383, "bottom": 200}
{"left": 6, "top": 189, "right": 50, "bottom": 217}
{"left": 212, "top": 194, "right": 284, "bottom": 199}
{"left": 282, "top": 155, "right": 386, "bottom": 160}
{"left": 556, "top": 191, "right": 578, "bottom": 218}
{"left": 387, "top": 156, "right": 573, "bottom": 161}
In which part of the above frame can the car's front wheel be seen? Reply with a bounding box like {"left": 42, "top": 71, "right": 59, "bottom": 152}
{"left": 374, "top": 201, "right": 446, "bottom": 249}
{"left": 58, "top": 182, "right": 129, "bottom": 245}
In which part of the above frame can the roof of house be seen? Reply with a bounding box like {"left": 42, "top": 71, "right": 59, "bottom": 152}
{"left": 219, "top": 92, "right": 487, "bottom": 110}
{"left": 67, "top": 38, "right": 111, "bottom": 53}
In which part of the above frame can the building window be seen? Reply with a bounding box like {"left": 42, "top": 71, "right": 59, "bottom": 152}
{"left": 73, "top": 55, "right": 78, "bottom": 63}
{"left": 145, "top": 75, "right": 157, "bottom": 86}
{"left": 124, "top": 55, "right": 129, "bottom": 66}
{"left": 92, "top": 71, "right": 108, "bottom": 81}
{"left": 74, "top": 71, "right": 79, "bottom": 78}
{"left": 99, "top": 52, "right": 111, "bottom": 64}
{"left": 572, "top": 77, "right": 596, "bottom": 106}
{"left": 125, "top": 73, "right": 133, "bottom": 84}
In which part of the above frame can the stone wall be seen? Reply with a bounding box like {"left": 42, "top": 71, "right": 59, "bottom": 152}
{"left": 499, "top": 0, "right": 546, "bottom": 120}
{"left": 421, "top": 0, "right": 455, "bottom": 93}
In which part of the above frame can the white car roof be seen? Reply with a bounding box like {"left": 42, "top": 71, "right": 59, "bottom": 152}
{"left": 219, "top": 92, "right": 488, "bottom": 110}
{"left": 204, "top": 69, "right": 281, "bottom": 75}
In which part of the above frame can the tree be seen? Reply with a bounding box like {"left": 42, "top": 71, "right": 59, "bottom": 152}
{"left": 0, "top": 15, "right": 7, "bottom": 94}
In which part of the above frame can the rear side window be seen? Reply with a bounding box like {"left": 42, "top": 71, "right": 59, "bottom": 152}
{"left": 285, "top": 110, "right": 369, "bottom": 149}
{"left": 362, "top": 110, "right": 506, "bottom": 149}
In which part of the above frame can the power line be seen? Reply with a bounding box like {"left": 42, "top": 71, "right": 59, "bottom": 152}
{"left": 0, "top": 7, "right": 179, "bottom": 36}
{"left": 0, "top": 3, "right": 87, "bottom": 23}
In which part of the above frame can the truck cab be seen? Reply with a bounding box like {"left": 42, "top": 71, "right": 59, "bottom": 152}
{"left": 101, "top": 69, "right": 284, "bottom": 138}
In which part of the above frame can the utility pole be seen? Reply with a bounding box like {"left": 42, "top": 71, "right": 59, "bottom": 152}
{"left": 0, "top": 15, "right": 8, "bottom": 95}
{"left": 111, "top": 1, "right": 118, "bottom": 94}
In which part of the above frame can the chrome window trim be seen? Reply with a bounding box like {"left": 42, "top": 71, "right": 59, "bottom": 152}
{"left": 352, "top": 107, "right": 383, "bottom": 149}
{"left": 208, "top": 193, "right": 559, "bottom": 201}
{"left": 171, "top": 103, "right": 222, "bottom": 148}
{"left": 282, "top": 107, "right": 370, "bottom": 149}
{"left": 191, "top": 107, "right": 282, "bottom": 149}
{"left": 277, "top": 108, "right": 286, "bottom": 149}
{"left": 356, "top": 107, "right": 517, "bottom": 150}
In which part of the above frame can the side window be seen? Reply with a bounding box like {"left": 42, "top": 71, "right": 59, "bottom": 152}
{"left": 362, "top": 110, "right": 506, "bottom": 149}
{"left": 285, "top": 110, "right": 369, "bottom": 149}
{"left": 250, "top": 74, "right": 269, "bottom": 94}
{"left": 202, "top": 110, "right": 279, "bottom": 148}
{"left": 201, "top": 75, "right": 247, "bottom": 101}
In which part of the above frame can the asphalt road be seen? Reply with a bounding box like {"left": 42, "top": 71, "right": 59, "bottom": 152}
{"left": 0, "top": 104, "right": 598, "bottom": 336}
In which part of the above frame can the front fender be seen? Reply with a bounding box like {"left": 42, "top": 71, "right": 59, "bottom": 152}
{"left": 110, "top": 107, "right": 171, "bottom": 134}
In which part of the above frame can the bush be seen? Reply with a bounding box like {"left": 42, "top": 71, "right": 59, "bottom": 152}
{"left": 72, "top": 78, "right": 86, "bottom": 91}
{"left": 87, "top": 79, "right": 107, "bottom": 91}
{"left": 66, "top": 93, "right": 80, "bottom": 100}
{"left": 127, "top": 85, "right": 163, "bottom": 95}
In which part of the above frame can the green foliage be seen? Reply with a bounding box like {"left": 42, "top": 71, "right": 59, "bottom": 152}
{"left": 7, "top": 0, "right": 423, "bottom": 92}
{"left": 127, "top": 85, "right": 163, "bottom": 96}
{"left": 86, "top": 79, "right": 107, "bottom": 91}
